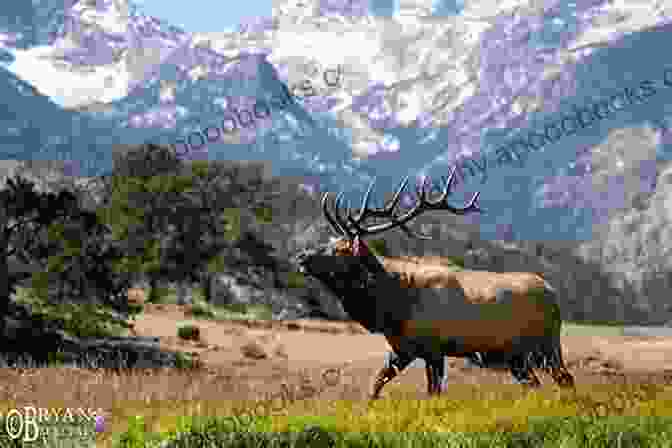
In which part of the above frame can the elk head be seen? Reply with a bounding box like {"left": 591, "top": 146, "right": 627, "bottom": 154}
{"left": 294, "top": 167, "right": 483, "bottom": 281}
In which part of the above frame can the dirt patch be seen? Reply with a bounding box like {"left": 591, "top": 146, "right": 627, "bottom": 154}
{"left": 128, "top": 304, "right": 672, "bottom": 400}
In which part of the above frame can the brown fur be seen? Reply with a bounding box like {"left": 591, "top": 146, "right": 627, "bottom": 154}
{"left": 331, "top": 238, "right": 557, "bottom": 353}
{"left": 319, "top": 217, "right": 573, "bottom": 398}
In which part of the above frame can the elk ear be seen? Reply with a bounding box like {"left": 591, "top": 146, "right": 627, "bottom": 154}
{"left": 352, "top": 236, "right": 370, "bottom": 257}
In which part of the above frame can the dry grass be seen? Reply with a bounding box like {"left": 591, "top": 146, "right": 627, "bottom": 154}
{"left": 1, "top": 363, "right": 671, "bottom": 447}
{"left": 3, "top": 285, "right": 672, "bottom": 446}
{"left": 0, "top": 361, "right": 354, "bottom": 447}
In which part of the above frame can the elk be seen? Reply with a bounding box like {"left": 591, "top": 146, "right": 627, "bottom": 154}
{"left": 294, "top": 168, "right": 575, "bottom": 399}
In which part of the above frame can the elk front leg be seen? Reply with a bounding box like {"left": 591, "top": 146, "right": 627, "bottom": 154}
{"left": 424, "top": 362, "right": 435, "bottom": 395}
{"left": 371, "top": 351, "right": 414, "bottom": 400}
{"left": 429, "top": 356, "right": 445, "bottom": 395}
{"left": 423, "top": 356, "right": 445, "bottom": 396}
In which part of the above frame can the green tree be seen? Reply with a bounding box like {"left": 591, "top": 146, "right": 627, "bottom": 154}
{"left": 96, "top": 147, "right": 282, "bottom": 306}
{"left": 0, "top": 175, "right": 135, "bottom": 341}
{"left": 97, "top": 172, "right": 192, "bottom": 303}
{"left": 163, "top": 160, "right": 282, "bottom": 303}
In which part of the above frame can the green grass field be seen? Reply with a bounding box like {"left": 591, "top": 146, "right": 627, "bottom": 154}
{"left": 110, "top": 383, "right": 672, "bottom": 447}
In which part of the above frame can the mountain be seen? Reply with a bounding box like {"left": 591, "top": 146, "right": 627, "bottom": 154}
{"left": 4, "top": 0, "right": 672, "bottom": 323}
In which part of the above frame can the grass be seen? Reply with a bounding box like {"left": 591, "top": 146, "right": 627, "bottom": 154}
{"left": 146, "top": 415, "right": 672, "bottom": 448}
{"left": 7, "top": 285, "right": 672, "bottom": 447}
{"left": 0, "top": 361, "right": 669, "bottom": 447}
{"left": 92, "top": 381, "right": 672, "bottom": 447}
{"left": 184, "top": 299, "right": 273, "bottom": 321}
{"left": 102, "top": 318, "right": 672, "bottom": 446}
{"left": 562, "top": 321, "right": 627, "bottom": 338}
{"left": 129, "top": 284, "right": 274, "bottom": 321}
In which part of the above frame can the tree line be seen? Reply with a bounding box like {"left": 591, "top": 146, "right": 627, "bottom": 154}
{"left": 0, "top": 143, "right": 281, "bottom": 340}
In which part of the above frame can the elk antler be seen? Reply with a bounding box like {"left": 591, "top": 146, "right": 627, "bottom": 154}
{"left": 321, "top": 166, "right": 482, "bottom": 240}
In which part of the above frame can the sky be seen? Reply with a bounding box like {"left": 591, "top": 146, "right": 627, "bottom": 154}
{"left": 131, "top": 1, "right": 465, "bottom": 33}
{"left": 134, "top": 0, "right": 274, "bottom": 32}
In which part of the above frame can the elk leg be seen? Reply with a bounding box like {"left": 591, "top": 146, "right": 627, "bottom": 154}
{"left": 508, "top": 354, "right": 541, "bottom": 388}
{"left": 371, "top": 351, "right": 414, "bottom": 399}
{"left": 548, "top": 347, "right": 575, "bottom": 388}
{"left": 465, "top": 352, "right": 486, "bottom": 368}
{"left": 429, "top": 356, "right": 445, "bottom": 395}
{"left": 425, "top": 362, "right": 434, "bottom": 395}
{"left": 424, "top": 358, "right": 444, "bottom": 395}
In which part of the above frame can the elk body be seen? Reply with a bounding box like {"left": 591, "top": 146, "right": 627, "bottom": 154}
{"left": 294, "top": 170, "right": 574, "bottom": 399}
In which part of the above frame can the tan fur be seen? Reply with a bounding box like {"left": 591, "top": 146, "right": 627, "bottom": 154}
{"left": 335, "top": 239, "right": 546, "bottom": 303}
{"left": 391, "top": 255, "right": 459, "bottom": 268}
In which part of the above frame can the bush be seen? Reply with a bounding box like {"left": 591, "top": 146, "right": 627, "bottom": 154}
{"left": 47, "top": 351, "right": 69, "bottom": 366}
{"left": 177, "top": 323, "right": 201, "bottom": 341}
{"left": 187, "top": 302, "right": 216, "bottom": 319}
{"left": 218, "top": 303, "right": 273, "bottom": 320}
{"left": 174, "top": 352, "right": 203, "bottom": 370}
{"left": 254, "top": 206, "right": 273, "bottom": 224}
{"left": 240, "top": 341, "right": 268, "bottom": 360}
{"left": 146, "top": 286, "right": 173, "bottom": 304}
{"left": 448, "top": 255, "right": 465, "bottom": 268}
{"left": 22, "top": 293, "right": 128, "bottom": 339}
{"left": 367, "top": 239, "right": 388, "bottom": 256}
{"left": 285, "top": 272, "right": 306, "bottom": 288}
{"left": 127, "top": 302, "right": 144, "bottom": 316}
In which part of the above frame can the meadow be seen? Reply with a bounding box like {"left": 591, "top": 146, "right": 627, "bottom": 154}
{"left": 1, "top": 286, "right": 670, "bottom": 447}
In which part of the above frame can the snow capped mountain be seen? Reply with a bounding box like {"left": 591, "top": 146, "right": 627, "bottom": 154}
{"left": 3, "top": 0, "right": 672, "bottom": 243}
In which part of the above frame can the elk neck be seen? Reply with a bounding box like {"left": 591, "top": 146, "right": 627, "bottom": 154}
{"left": 321, "top": 250, "right": 411, "bottom": 335}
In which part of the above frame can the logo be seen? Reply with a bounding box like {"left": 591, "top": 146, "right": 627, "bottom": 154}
{"left": 3, "top": 406, "right": 104, "bottom": 443}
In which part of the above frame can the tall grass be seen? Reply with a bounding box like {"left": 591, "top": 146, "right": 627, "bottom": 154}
{"left": 108, "top": 382, "right": 672, "bottom": 447}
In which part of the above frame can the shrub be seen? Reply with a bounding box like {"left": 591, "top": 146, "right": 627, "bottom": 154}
{"left": 177, "top": 323, "right": 201, "bottom": 341}
{"left": 28, "top": 299, "right": 127, "bottom": 339}
{"left": 244, "top": 304, "right": 273, "bottom": 320}
{"left": 240, "top": 341, "right": 268, "bottom": 359}
{"left": 174, "top": 352, "right": 203, "bottom": 370}
{"left": 448, "top": 255, "right": 465, "bottom": 268}
{"left": 367, "top": 239, "right": 388, "bottom": 256}
{"left": 127, "top": 302, "right": 144, "bottom": 316}
{"left": 218, "top": 303, "right": 273, "bottom": 320}
{"left": 47, "top": 351, "right": 69, "bottom": 366}
{"left": 187, "top": 302, "right": 216, "bottom": 319}
{"left": 254, "top": 206, "right": 273, "bottom": 224}
{"left": 146, "top": 286, "right": 173, "bottom": 304}
{"left": 285, "top": 272, "right": 306, "bottom": 288}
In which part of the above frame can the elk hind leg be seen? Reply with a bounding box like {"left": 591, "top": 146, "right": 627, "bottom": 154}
{"left": 547, "top": 347, "right": 575, "bottom": 388}
{"left": 371, "top": 351, "right": 414, "bottom": 400}
{"left": 508, "top": 354, "right": 541, "bottom": 388}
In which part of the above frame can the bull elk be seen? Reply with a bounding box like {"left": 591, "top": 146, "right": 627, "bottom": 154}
{"left": 293, "top": 168, "right": 574, "bottom": 399}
